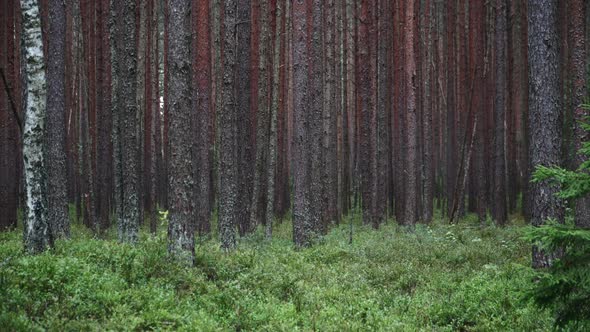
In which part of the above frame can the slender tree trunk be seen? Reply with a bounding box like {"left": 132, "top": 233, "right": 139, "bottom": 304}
{"left": 265, "top": 0, "right": 283, "bottom": 239}
{"left": 421, "top": 0, "right": 434, "bottom": 223}
{"left": 528, "top": 0, "right": 564, "bottom": 268}
{"left": 219, "top": 0, "right": 239, "bottom": 250}
{"left": 236, "top": 0, "right": 253, "bottom": 236}
{"left": 167, "top": 0, "right": 194, "bottom": 264}
{"left": 493, "top": 0, "right": 508, "bottom": 225}
{"left": 193, "top": 0, "right": 211, "bottom": 236}
{"left": 250, "top": 0, "right": 271, "bottom": 230}
{"left": 21, "top": 0, "right": 52, "bottom": 253}
{"left": 357, "top": 0, "right": 373, "bottom": 225}
{"left": 292, "top": 0, "right": 313, "bottom": 247}
{"left": 0, "top": 0, "right": 20, "bottom": 230}
{"left": 404, "top": 0, "right": 418, "bottom": 226}
{"left": 46, "top": 0, "right": 69, "bottom": 238}
{"left": 111, "top": 0, "right": 140, "bottom": 243}
{"left": 96, "top": 0, "right": 113, "bottom": 232}
{"left": 445, "top": 0, "right": 457, "bottom": 218}
{"left": 570, "top": 0, "right": 590, "bottom": 228}
{"left": 144, "top": 0, "right": 155, "bottom": 229}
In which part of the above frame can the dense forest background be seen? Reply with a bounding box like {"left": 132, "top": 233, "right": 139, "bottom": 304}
{"left": 1, "top": 0, "right": 589, "bottom": 269}
{"left": 1, "top": 0, "right": 590, "bottom": 330}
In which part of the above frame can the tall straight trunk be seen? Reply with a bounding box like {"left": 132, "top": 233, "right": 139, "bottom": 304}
{"left": 335, "top": 0, "right": 345, "bottom": 221}
{"left": 219, "top": 0, "right": 239, "bottom": 250}
{"left": 144, "top": 0, "right": 155, "bottom": 228}
{"left": 292, "top": 0, "right": 313, "bottom": 247}
{"left": 155, "top": 0, "right": 166, "bottom": 211}
{"left": 136, "top": 0, "right": 147, "bottom": 227}
{"left": 193, "top": 0, "right": 211, "bottom": 235}
{"left": 0, "top": 0, "right": 20, "bottom": 230}
{"left": 375, "top": 0, "right": 391, "bottom": 226}
{"left": 162, "top": 0, "right": 169, "bottom": 210}
{"left": 265, "top": 0, "right": 283, "bottom": 238}
{"left": 343, "top": 0, "right": 355, "bottom": 216}
{"left": 493, "top": 0, "right": 508, "bottom": 225}
{"left": 393, "top": 0, "right": 405, "bottom": 222}
{"left": 236, "top": 0, "right": 253, "bottom": 236}
{"left": 96, "top": 0, "right": 113, "bottom": 232}
{"left": 149, "top": 0, "right": 160, "bottom": 233}
{"left": 357, "top": 0, "right": 373, "bottom": 225}
{"left": 250, "top": 0, "right": 271, "bottom": 230}
{"left": 528, "top": 0, "right": 564, "bottom": 268}
{"left": 167, "top": 0, "right": 194, "bottom": 264}
{"left": 309, "top": 0, "right": 324, "bottom": 235}
{"left": 445, "top": 0, "right": 457, "bottom": 218}
{"left": 322, "top": 0, "right": 336, "bottom": 229}
{"left": 469, "top": 0, "right": 486, "bottom": 224}
{"left": 46, "top": 0, "right": 69, "bottom": 238}
{"left": 274, "top": 0, "right": 290, "bottom": 220}
{"left": 21, "top": 0, "right": 52, "bottom": 253}
{"left": 404, "top": 0, "right": 418, "bottom": 225}
{"left": 211, "top": 0, "right": 221, "bottom": 220}
{"left": 570, "top": 0, "right": 590, "bottom": 228}
{"left": 421, "top": 0, "right": 434, "bottom": 223}
{"left": 111, "top": 0, "right": 140, "bottom": 243}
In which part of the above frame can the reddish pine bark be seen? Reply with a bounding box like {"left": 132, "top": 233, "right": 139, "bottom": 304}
{"left": 193, "top": 0, "right": 212, "bottom": 235}
{"left": 96, "top": 0, "right": 113, "bottom": 232}
{"left": 493, "top": 0, "right": 508, "bottom": 225}
{"left": 0, "top": 0, "right": 20, "bottom": 230}
{"left": 445, "top": 0, "right": 457, "bottom": 218}
{"left": 403, "top": 0, "right": 418, "bottom": 225}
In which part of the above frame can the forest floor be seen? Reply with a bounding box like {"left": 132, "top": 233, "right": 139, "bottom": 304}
{"left": 0, "top": 211, "right": 553, "bottom": 331}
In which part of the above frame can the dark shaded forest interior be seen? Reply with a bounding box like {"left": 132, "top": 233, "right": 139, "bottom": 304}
{"left": 1, "top": 0, "right": 590, "bottom": 330}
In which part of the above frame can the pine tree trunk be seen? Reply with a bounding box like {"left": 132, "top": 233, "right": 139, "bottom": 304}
{"left": 96, "top": 0, "right": 113, "bottom": 232}
{"left": 46, "top": 0, "right": 69, "bottom": 238}
{"left": 570, "top": 0, "right": 590, "bottom": 228}
{"left": 193, "top": 0, "right": 211, "bottom": 236}
{"left": 421, "top": 0, "right": 434, "bottom": 223}
{"left": 292, "top": 0, "right": 312, "bottom": 247}
{"left": 265, "top": 0, "right": 282, "bottom": 239}
{"left": 404, "top": 0, "right": 418, "bottom": 225}
{"left": 167, "top": 0, "right": 194, "bottom": 264}
{"left": 236, "top": 0, "right": 253, "bottom": 236}
{"left": 111, "top": 0, "right": 140, "bottom": 243}
{"left": 528, "top": 0, "right": 564, "bottom": 268}
{"left": 250, "top": 0, "right": 271, "bottom": 231}
{"left": 219, "top": 0, "right": 239, "bottom": 250}
{"left": 309, "top": 0, "right": 324, "bottom": 235}
{"left": 376, "top": 0, "right": 391, "bottom": 226}
{"left": 0, "top": 0, "right": 20, "bottom": 230}
{"left": 493, "top": 0, "right": 508, "bottom": 225}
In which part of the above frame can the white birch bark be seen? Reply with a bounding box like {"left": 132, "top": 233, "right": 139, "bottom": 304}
{"left": 21, "top": 0, "right": 52, "bottom": 253}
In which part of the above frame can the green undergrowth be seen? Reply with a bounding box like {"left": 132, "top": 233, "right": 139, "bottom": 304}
{"left": 0, "top": 214, "right": 553, "bottom": 331}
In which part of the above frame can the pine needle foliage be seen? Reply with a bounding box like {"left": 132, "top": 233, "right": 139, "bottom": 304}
{"left": 528, "top": 108, "right": 590, "bottom": 329}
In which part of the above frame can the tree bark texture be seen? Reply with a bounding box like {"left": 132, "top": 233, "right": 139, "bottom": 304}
{"left": 111, "top": 0, "right": 140, "bottom": 243}
{"left": 21, "top": 0, "right": 52, "bottom": 253}
{"left": 528, "top": 0, "right": 564, "bottom": 268}
{"left": 167, "top": 0, "right": 195, "bottom": 264}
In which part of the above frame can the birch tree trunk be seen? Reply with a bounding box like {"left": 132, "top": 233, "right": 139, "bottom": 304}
{"left": 21, "top": 0, "right": 52, "bottom": 253}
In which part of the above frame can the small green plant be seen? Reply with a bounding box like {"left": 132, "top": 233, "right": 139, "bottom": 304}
{"left": 524, "top": 221, "right": 590, "bottom": 328}
{"left": 528, "top": 110, "right": 590, "bottom": 329}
